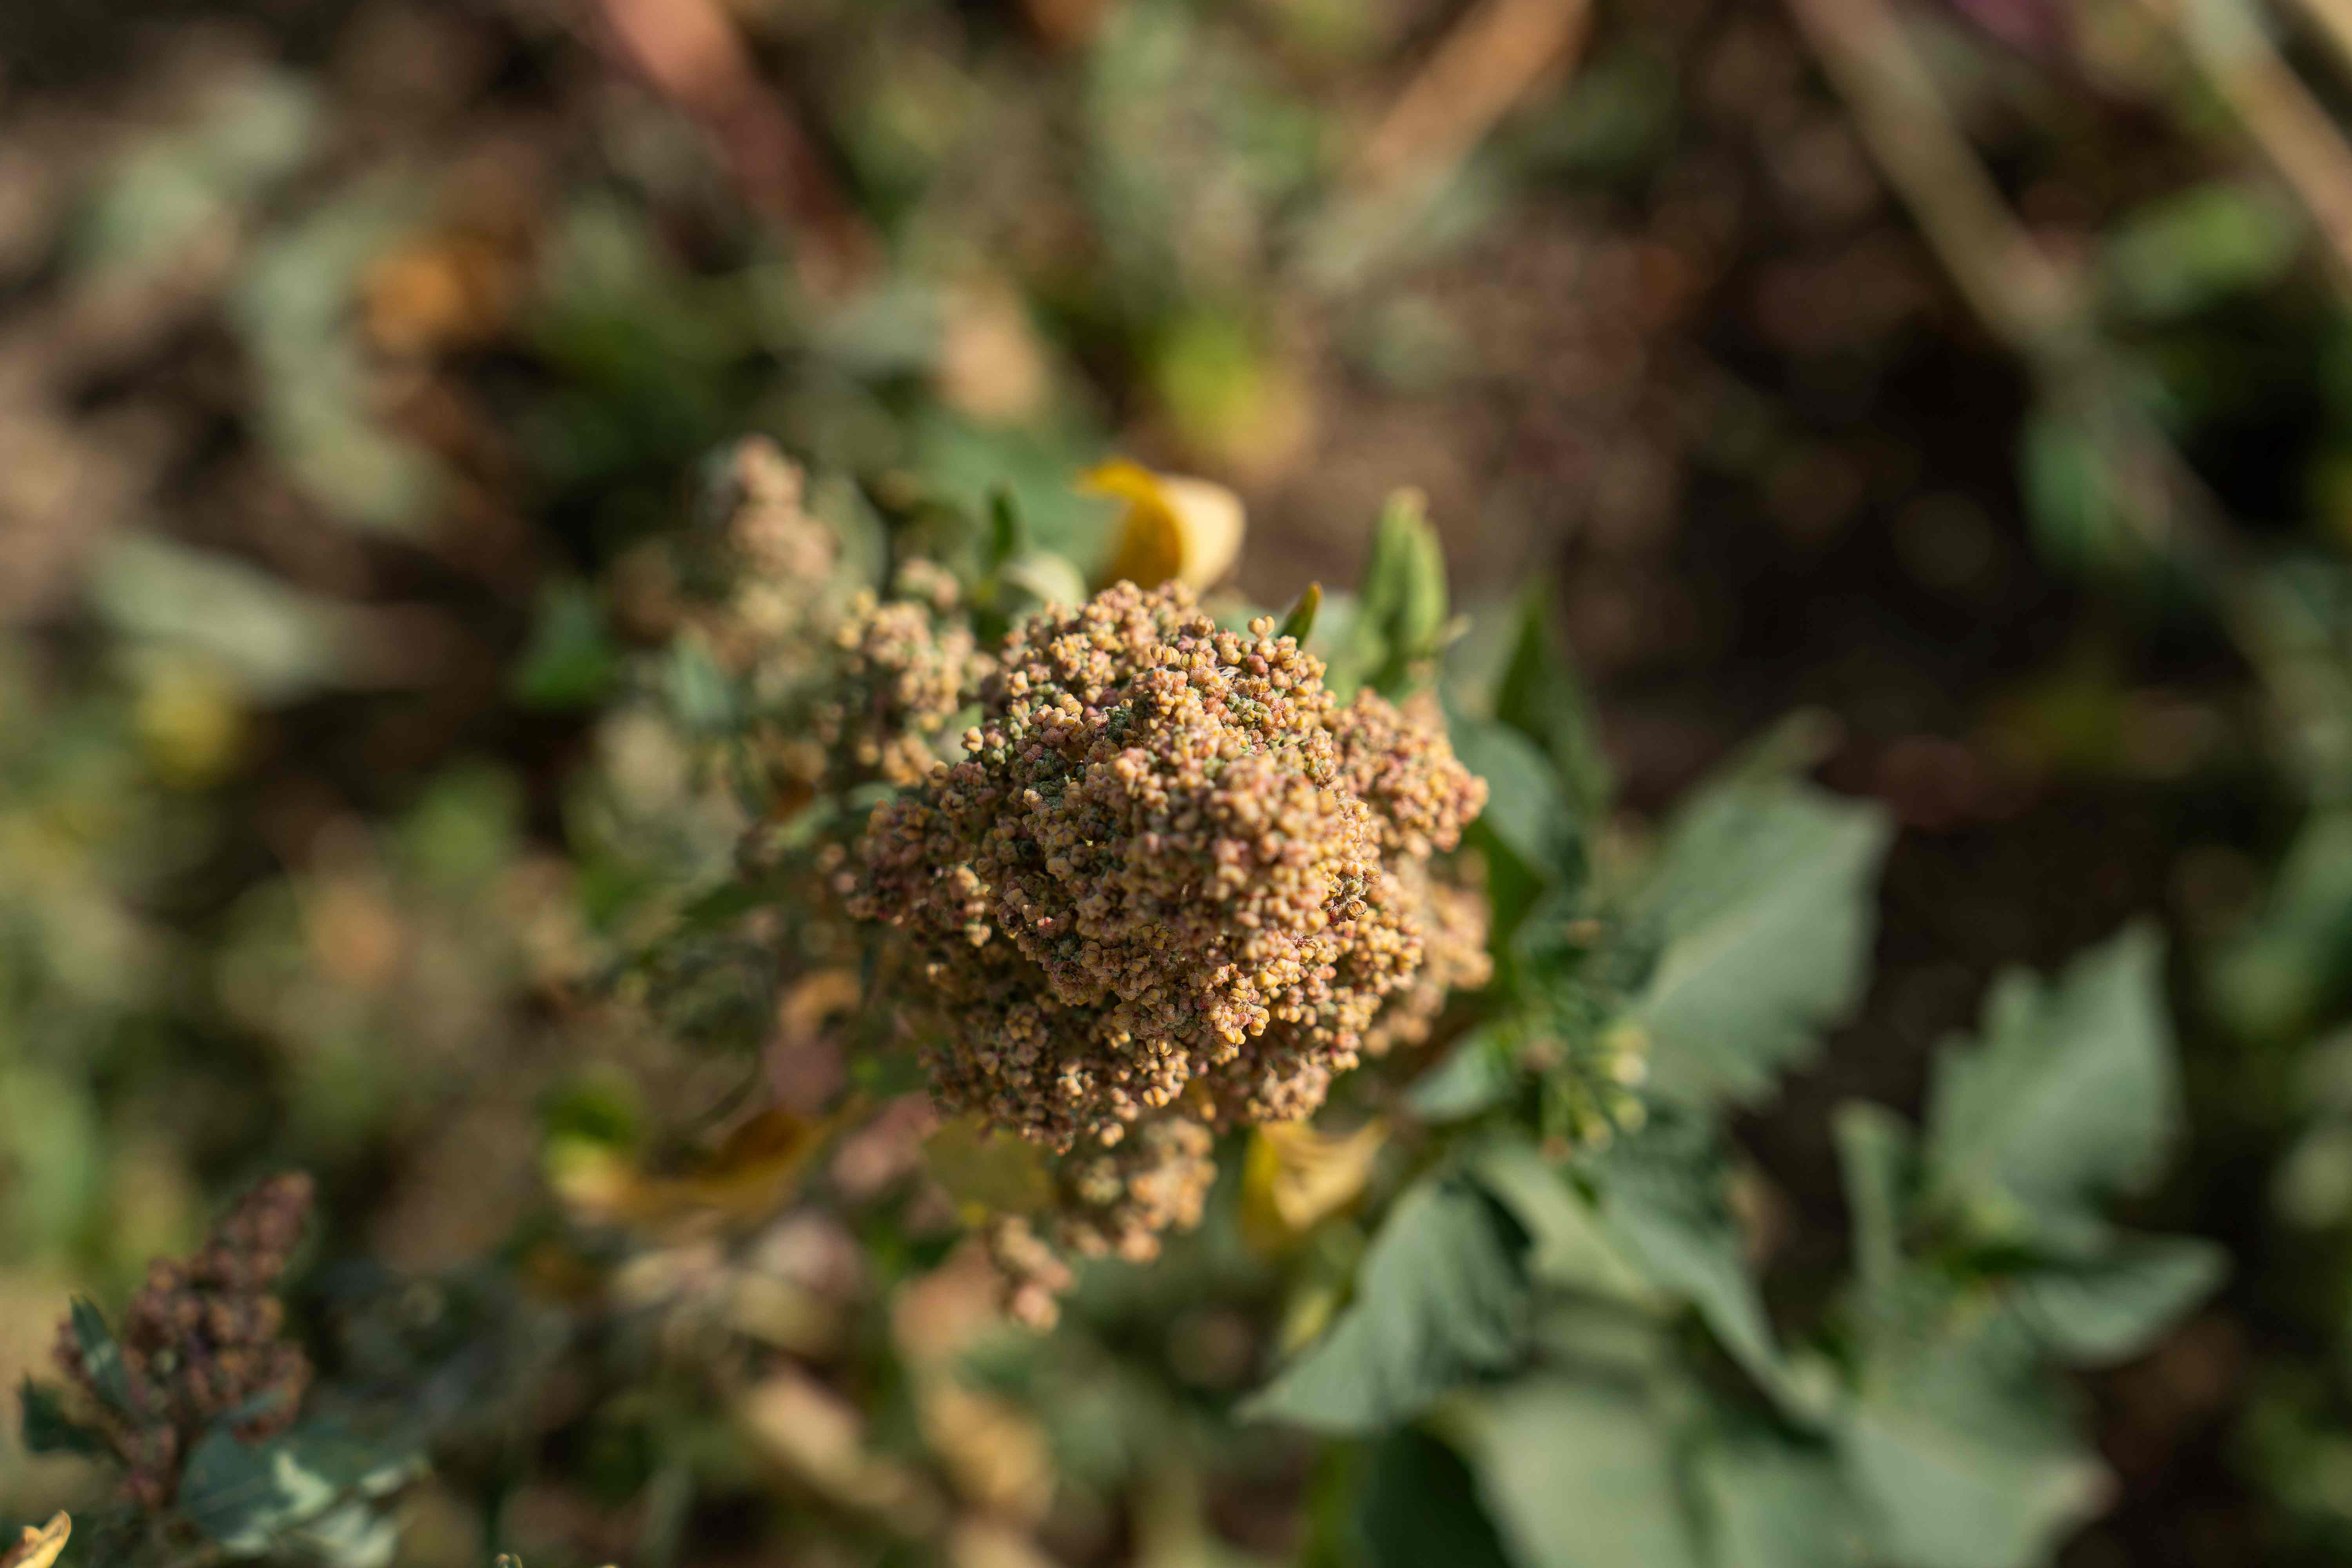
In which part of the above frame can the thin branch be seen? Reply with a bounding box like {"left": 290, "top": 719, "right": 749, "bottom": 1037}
{"left": 586, "top": 0, "right": 877, "bottom": 296}
{"left": 2152, "top": 0, "right": 2352, "bottom": 289}
{"left": 1298, "top": 0, "right": 1593, "bottom": 289}
{"left": 1782, "top": 0, "right": 2325, "bottom": 738}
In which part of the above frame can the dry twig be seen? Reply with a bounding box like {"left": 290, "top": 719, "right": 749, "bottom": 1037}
{"left": 586, "top": 0, "right": 875, "bottom": 294}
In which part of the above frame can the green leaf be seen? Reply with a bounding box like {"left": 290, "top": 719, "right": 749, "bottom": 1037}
{"left": 1448, "top": 716, "right": 1579, "bottom": 884}
{"left": 510, "top": 579, "right": 621, "bottom": 711}
{"left": 179, "top": 1418, "right": 425, "bottom": 1557}
{"left": 1352, "top": 1426, "right": 1515, "bottom": 1568}
{"left": 1344, "top": 490, "right": 1450, "bottom": 697}
{"left": 1693, "top": 1432, "right": 1867, "bottom": 1568}
{"left": 67, "top": 1299, "right": 136, "bottom": 1416}
{"left": 1471, "top": 1142, "right": 1652, "bottom": 1303}
{"left": 1453, "top": 1375, "right": 1704, "bottom": 1568}
{"left": 1832, "top": 1102, "right": 1915, "bottom": 1314}
{"left": 1838, "top": 1316, "right": 2105, "bottom": 1568}
{"left": 1278, "top": 581, "right": 1323, "bottom": 646}
{"left": 19, "top": 1378, "right": 104, "bottom": 1457}
{"left": 1922, "top": 925, "right": 2178, "bottom": 1237}
{"left": 985, "top": 484, "right": 1030, "bottom": 570}
{"left": 1494, "top": 584, "right": 1611, "bottom": 817}
{"left": 2005, "top": 1235, "right": 2225, "bottom": 1364}
{"left": 1595, "top": 1121, "right": 1788, "bottom": 1405}
{"left": 1630, "top": 777, "right": 1891, "bottom": 1107}
{"left": 1240, "top": 1174, "right": 1533, "bottom": 1433}
{"left": 1407, "top": 1025, "right": 1519, "bottom": 1122}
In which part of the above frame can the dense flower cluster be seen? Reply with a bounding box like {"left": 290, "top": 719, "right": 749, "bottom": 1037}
{"left": 56, "top": 1174, "right": 315, "bottom": 1508}
{"left": 851, "top": 582, "right": 1486, "bottom": 1317}
{"left": 1365, "top": 855, "right": 1494, "bottom": 1057}
{"left": 811, "top": 577, "right": 989, "bottom": 791}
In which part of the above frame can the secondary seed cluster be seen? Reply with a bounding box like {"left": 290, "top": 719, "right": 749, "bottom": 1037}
{"left": 56, "top": 1174, "right": 315, "bottom": 1508}
{"left": 812, "top": 579, "right": 989, "bottom": 792}
{"left": 851, "top": 582, "right": 1486, "bottom": 1316}
{"left": 692, "top": 436, "right": 840, "bottom": 683}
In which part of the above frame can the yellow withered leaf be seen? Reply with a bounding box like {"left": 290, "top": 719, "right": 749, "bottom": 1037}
{"left": 922, "top": 1115, "right": 1054, "bottom": 1221}
{"left": 0, "top": 1514, "right": 68, "bottom": 1568}
{"left": 1240, "top": 1118, "right": 1389, "bottom": 1251}
{"left": 1082, "top": 460, "right": 1245, "bottom": 592}
{"left": 552, "top": 1103, "right": 853, "bottom": 1229}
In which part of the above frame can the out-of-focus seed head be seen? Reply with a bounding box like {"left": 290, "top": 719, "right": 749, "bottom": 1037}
{"left": 688, "top": 438, "right": 841, "bottom": 677}
{"left": 55, "top": 1174, "right": 315, "bottom": 1508}
{"left": 809, "top": 578, "right": 990, "bottom": 792}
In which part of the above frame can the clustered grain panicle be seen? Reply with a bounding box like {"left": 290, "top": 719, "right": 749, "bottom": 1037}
{"left": 56, "top": 1174, "right": 315, "bottom": 1508}
{"left": 849, "top": 581, "right": 1487, "bottom": 1319}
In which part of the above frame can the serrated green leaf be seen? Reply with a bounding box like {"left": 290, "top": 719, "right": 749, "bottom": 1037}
{"left": 67, "top": 1300, "right": 135, "bottom": 1417}
{"left": 1923, "top": 925, "right": 2178, "bottom": 1236}
{"left": 1839, "top": 1314, "right": 2105, "bottom": 1568}
{"left": 1352, "top": 1425, "right": 1515, "bottom": 1568}
{"left": 18, "top": 1379, "right": 103, "bottom": 1457}
{"left": 1452, "top": 1374, "right": 1704, "bottom": 1568}
{"left": 1693, "top": 1432, "right": 1867, "bottom": 1568}
{"left": 1630, "top": 778, "right": 1891, "bottom": 1107}
{"left": 179, "top": 1419, "right": 425, "bottom": 1557}
{"left": 1240, "top": 1174, "right": 1532, "bottom": 1433}
{"left": 2005, "top": 1235, "right": 2225, "bottom": 1364}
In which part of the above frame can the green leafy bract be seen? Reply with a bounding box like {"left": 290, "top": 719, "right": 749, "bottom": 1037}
{"left": 1494, "top": 584, "right": 1612, "bottom": 820}
{"left": 1333, "top": 489, "right": 1450, "bottom": 699}
{"left": 1448, "top": 717, "right": 1580, "bottom": 887}
{"left": 67, "top": 1299, "right": 136, "bottom": 1416}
